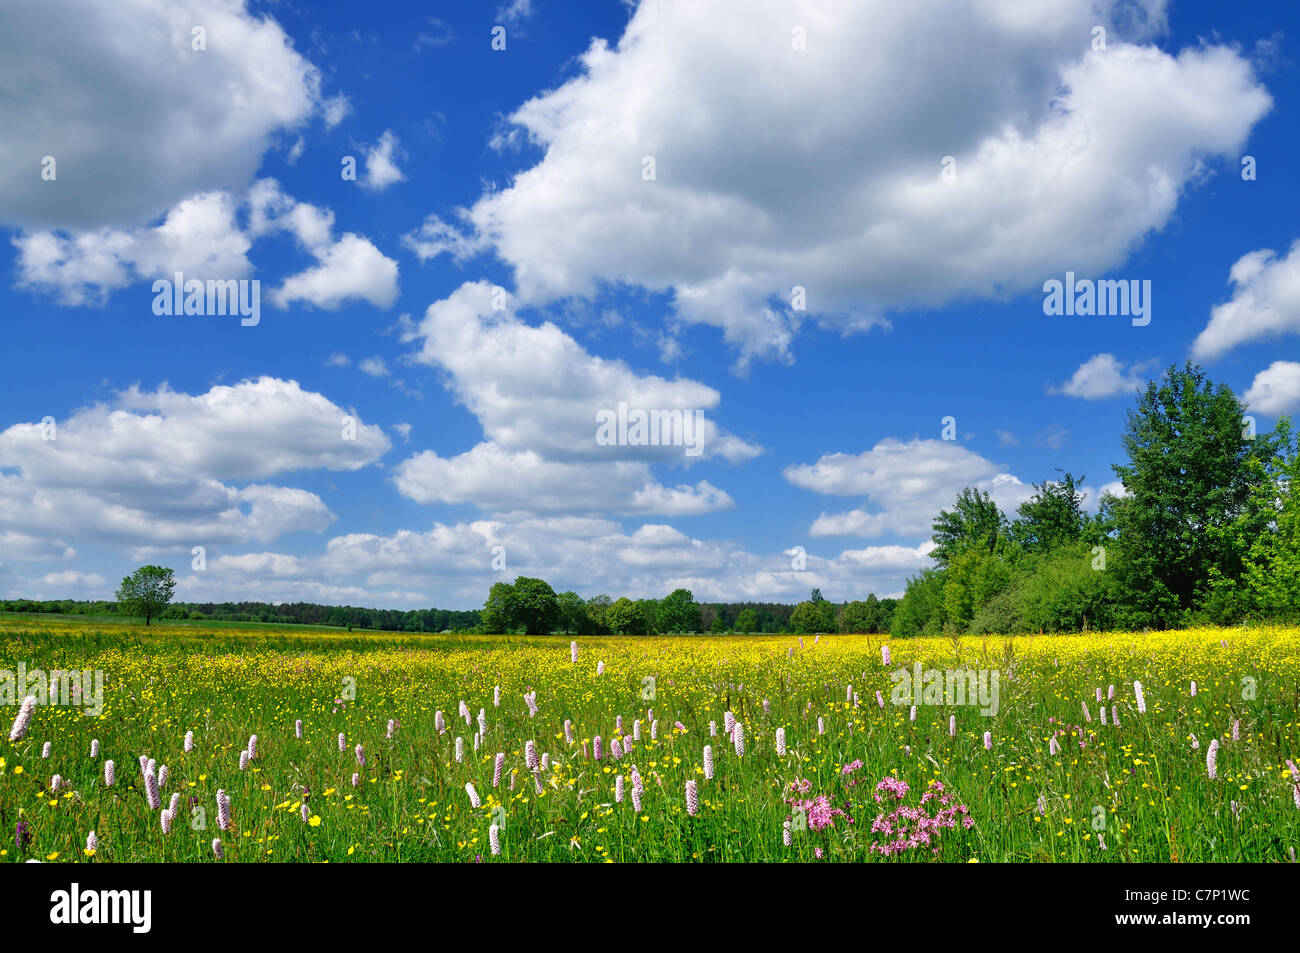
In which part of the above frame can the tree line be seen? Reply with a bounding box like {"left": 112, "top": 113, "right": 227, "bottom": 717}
{"left": 890, "top": 362, "right": 1299, "bottom": 636}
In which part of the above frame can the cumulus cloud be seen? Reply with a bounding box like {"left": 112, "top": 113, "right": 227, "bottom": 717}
{"left": 362, "top": 131, "right": 405, "bottom": 192}
{"left": 0, "top": 0, "right": 328, "bottom": 231}
{"left": 1192, "top": 242, "right": 1300, "bottom": 360}
{"left": 14, "top": 178, "right": 400, "bottom": 311}
{"left": 1244, "top": 360, "right": 1300, "bottom": 415}
{"left": 0, "top": 378, "right": 389, "bottom": 547}
{"left": 784, "top": 438, "right": 1035, "bottom": 539}
{"left": 1050, "top": 353, "right": 1154, "bottom": 399}
{"left": 392, "top": 280, "right": 759, "bottom": 517}
{"left": 409, "top": 0, "right": 1268, "bottom": 365}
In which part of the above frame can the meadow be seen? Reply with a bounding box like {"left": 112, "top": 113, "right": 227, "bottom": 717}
{"left": 2, "top": 618, "right": 1298, "bottom": 863}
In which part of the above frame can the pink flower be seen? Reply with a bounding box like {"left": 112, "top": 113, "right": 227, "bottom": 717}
{"left": 8, "top": 695, "right": 36, "bottom": 741}
{"left": 686, "top": 780, "right": 699, "bottom": 816}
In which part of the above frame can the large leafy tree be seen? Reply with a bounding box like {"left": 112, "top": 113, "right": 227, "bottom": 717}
{"left": 1010, "top": 471, "right": 1090, "bottom": 553}
{"left": 930, "top": 488, "right": 1007, "bottom": 567}
{"left": 116, "top": 565, "right": 176, "bottom": 626}
{"left": 1110, "top": 363, "right": 1281, "bottom": 626}
{"left": 511, "top": 577, "right": 561, "bottom": 634}
{"left": 734, "top": 608, "right": 760, "bottom": 633}
{"left": 656, "top": 588, "right": 701, "bottom": 633}
{"left": 606, "top": 597, "right": 645, "bottom": 635}
{"left": 789, "top": 598, "right": 837, "bottom": 634}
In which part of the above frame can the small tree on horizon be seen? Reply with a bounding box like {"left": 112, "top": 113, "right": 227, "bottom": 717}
{"left": 116, "top": 565, "right": 176, "bottom": 626}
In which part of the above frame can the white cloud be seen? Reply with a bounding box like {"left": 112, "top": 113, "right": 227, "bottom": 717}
{"left": 359, "top": 357, "right": 390, "bottom": 378}
{"left": 411, "top": 0, "right": 1268, "bottom": 365}
{"left": 1192, "top": 242, "right": 1300, "bottom": 360}
{"left": 362, "top": 131, "right": 405, "bottom": 192}
{"left": 1050, "top": 353, "right": 1153, "bottom": 399}
{"left": 0, "top": 0, "right": 328, "bottom": 231}
{"left": 0, "top": 378, "right": 389, "bottom": 547}
{"left": 785, "top": 438, "right": 1034, "bottom": 539}
{"left": 0, "top": 531, "right": 75, "bottom": 561}
{"left": 495, "top": 0, "right": 534, "bottom": 29}
{"left": 1244, "top": 360, "right": 1300, "bottom": 415}
{"left": 391, "top": 280, "right": 759, "bottom": 517}
{"left": 14, "top": 178, "right": 400, "bottom": 311}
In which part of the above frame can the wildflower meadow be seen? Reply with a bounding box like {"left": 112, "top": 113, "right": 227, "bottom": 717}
{"left": 3, "top": 617, "right": 1297, "bottom": 863}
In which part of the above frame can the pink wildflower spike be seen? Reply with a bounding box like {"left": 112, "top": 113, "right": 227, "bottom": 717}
{"left": 847, "top": 685, "right": 853, "bottom": 702}
{"left": 597, "top": 661, "right": 604, "bottom": 676}
{"left": 949, "top": 715, "right": 956, "bottom": 738}
{"left": 239, "top": 751, "right": 249, "bottom": 771}
{"left": 494, "top": 753, "right": 505, "bottom": 787}
{"left": 723, "top": 711, "right": 735, "bottom": 734}
{"left": 983, "top": 731, "right": 992, "bottom": 751}
{"left": 8, "top": 695, "right": 36, "bottom": 741}
{"left": 1207, "top": 739, "right": 1219, "bottom": 780}
{"left": 703, "top": 745, "right": 714, "bottom": 779}
{"left": 1082, "top": 701, "right": 1091, "bottom": 722}
{"left": 685, "top": 780, "right": 699, "bottom": 816}
{"left": 525, "top": 740, "right": 538, "bottom": 770}
{"left": 50, "top": 774, "right": 62, "bottom": 792}
{"left": 615, "top": 775, "right": 625, "bottom": 803}
{"left": 876, "top": 691, "right": 885, "bottom": 710}
{"left": 454, "top": 737, "right": 464, "bottom": 763}
{"left": 819, "top": 716, "right": 827, "bottom": 734}
{"left": 465, "top": 782, "right": 481, "bottom": 808}
{"left": 355, "top": 744, "right": 366, "bottom": 767}
{"left": 1100, "top": 706, "right": 1108, "bottom": 727}
{"left": 86, "top": 831, "right": 97, "bottom": 854}
{"left": 1098, "top": 833, "right": 1107, "bottom": 850}
{"left": 611, "top": 737, "right": 623, "bottom": 759}
{"left": 532, "top": 769, "right": 543, "bottom": 794}
{"left": 104, "top": 760, "right": 115, "bottom": 787}
{"left": 1134, "top": 681, "right": 1146, "bottom": 714}
{"left": 158, "top": 764, "right": 169, "bottom": 788}
{"left": 1190, "top": 681, "right": 1197, "bottom": 697}
{"left": 144, "top": 767, "right": 161, "bottom": 810}
{"left": 295, "top": 720, "right": 303, "bottom": 739}
{"left": 593, "top": 736, "right": 603, "bottom": 760}
{"left": 708, "top": 721, "right": 716, "bottom": 737}
{"left": 90, "top": 739, "right": 99, "bottom": 759}
{"left": 1037, "top": 794, "right": 1046, "bottom": 815}
{"left": 489, "top": 824, "right": 501, "bottom": 856}
{"left": 1190, "top": 733, "right": 1199, "bottom": 750}
{"left": 41, "top": 742, "right": 51, "bottom": 759}
{"left": 184, "top": 730, "right": 194, "bottom": 752}
{"left": 351, "top": 772, "right": 360, "bottom": 788}
{"left": 783, "top": 821, "right": 792, "bottom": 846}
{"left": 1049, "top": 736, "right": 1060, "bottom": 755}
{"left": 247, "top": 735, "right": 257, "bottom": 760}
{"left": 478, "top": 709, "right": 487, "bottom": 736}
{"left": 570, "top": 641, "right": 578, "bottom": 663}
{"left": 775, "top": 728, "right": 786, "bottom": 756}
{"left": 493, "top": 685, "right": 501, "bottom": 707}
{"left": 631, "top": 784, "right": 643, "bottom": 813}
{"left": 301, "top": 803, "right": 309, "bottom": 823}
{"left": 564, "top": 720, "right": 574, "bottom": 744}
{"left": 1095, "top": 687, "right": 1102, "bottom": 703}
{"left": 651, "top": 720, "right": 659, "bottom": 741}
{"left": 882, "top": 645, "right": 891, "bottom": 666}
{"left": 387, "top": 719, "right": 398, "bottom": 739}
{"left": 909, "top": 706, "right": 916, "bottom": 723}
{"left": 1111, "top": 705, "right": 1120, "bottom": 727}
{"left": 1232, "top": 720, "right": 1240, "bottom": 742}
{"left": 161, "top": 810, "right": 173, "bottom": 835}
{"left": 435, "top": 711, "right": 446, "bottom": 733}
{"left": 1108, "top": 685, "right": 1115, "bottom": 701}
{"left": 212, "top": 838, "right": 223, "bottom": 860}
{"left": 733, "top": 723, "right": 745, "bottom": 757}
{"left": 216, "top": 790, "right": 231, "bottom": 831}
{"left": 338, "top": 732, "right": 346, "bottom": 753}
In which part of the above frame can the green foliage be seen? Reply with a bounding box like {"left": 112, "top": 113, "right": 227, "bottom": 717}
{"left": 480, "top": 577, "right": 560, "bottom": 634}
{"left": 734, "top": 608, "right": 760, "bottom": 633}
{"left": 656, "top": 588, "right": 701, "bottom": 633}
{"left": 930, "top": 488, "right": 1007, "bottom": 568}
{"left": 789, "top": 598, "right": 837, "bottom": 634}
{"left": 115, "top": 565, "right": 176, "bottom": 626}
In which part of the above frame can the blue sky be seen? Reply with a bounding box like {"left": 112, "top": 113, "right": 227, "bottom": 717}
{"left": 1, "top": 0, "right": 1297, "bottom": 610}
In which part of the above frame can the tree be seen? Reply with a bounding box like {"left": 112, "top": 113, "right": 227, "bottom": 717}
{"left": 930, "top": 488, "right": 1007, "bottom": 568}
{"left": 556, "top": 591, "right": 590, "bottom": 634}
{"left": 789, "top": 598, "right": 836, "bottom": 634}
{"left": 734, "top": 608, "right": 760, "bottom": 633}
{"left": 656, "top": 588, "right": 701, "bottom": 633}
{"left": 511, "top": 577, "right": 560, "bottom": 634}
{"left": 1110, "top": 363, "right": 1281, "bottom": 626}
{"left": 1010, "top": 471, "right": 1089, "bottom": 553}
{"left": 116, "top": 565, "right": 176, "bottom": 626}
{"left": 481, "top": 581, "right": 519, "bottom": 633}
{"left": 606, "top": 597, "right": 645, "bottom": 635}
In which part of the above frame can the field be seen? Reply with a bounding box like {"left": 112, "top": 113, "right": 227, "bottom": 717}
{"left": 2, "top": 619, "right": 1298, "bottom": 863}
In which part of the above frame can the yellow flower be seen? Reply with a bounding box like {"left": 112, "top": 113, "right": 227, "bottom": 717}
{"left": 308, "top": 815, "right": 322, "bottom": 827}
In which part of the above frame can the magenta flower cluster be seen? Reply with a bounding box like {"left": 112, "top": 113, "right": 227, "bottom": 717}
{"left": 868, "top": 779, "right": 973, "bottom": 856}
